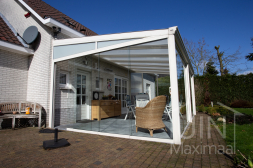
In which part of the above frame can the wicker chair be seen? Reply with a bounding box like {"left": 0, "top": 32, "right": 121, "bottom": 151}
{"left": 136, "top": 95, "right": 167, "bottom": 137}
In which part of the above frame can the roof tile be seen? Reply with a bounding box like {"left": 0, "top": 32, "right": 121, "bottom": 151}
{"left": 23, "top": 0, "right": 97, "bottom": 36}
{"left": 0, "top": 16, "right": 23, "bottom": 46}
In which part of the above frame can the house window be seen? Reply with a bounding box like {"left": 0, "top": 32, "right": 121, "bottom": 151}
{"left": 59, "top": 71, "right": 69, "bottom": 88}
{"left": 96, "top": 77, "right": 103, "bottom": 90}
{"left": 60, "top": 73, "right": 67, "bottom": 84}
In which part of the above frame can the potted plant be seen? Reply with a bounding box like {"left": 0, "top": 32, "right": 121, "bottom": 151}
{"left": 108, "top": 94, "right": 113, "bottom": 100}
{"left": 102, "top": 95, "right": 108, "bottom": 100}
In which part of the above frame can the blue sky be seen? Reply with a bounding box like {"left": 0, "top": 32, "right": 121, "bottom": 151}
{"left": 44, "top": 0, "right": 253, "bottom": 74}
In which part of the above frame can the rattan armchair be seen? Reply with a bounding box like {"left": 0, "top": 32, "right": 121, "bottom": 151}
{"left": 135, "top": 95, "right": 167, "bottom": 137}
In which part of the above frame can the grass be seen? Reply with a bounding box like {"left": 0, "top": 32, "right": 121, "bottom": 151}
{"left": 233, "top": 108, "right": 253, "bottom": 116}
{"left": 214, "top": 108, "right": 253, "bottom": 162}
{"left": 217, "top": 122, "right": 253, "bottom": 159}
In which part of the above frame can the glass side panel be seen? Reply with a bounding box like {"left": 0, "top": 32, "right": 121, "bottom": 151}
{"left": 176, "top": 52, "right": 187, "bottom": 135}
{"left": 53, "top": 42, "right": 95, "bottom": 59}
{"left": 54, "top": 38, "right": 173, "bottom": 141}
{"left": 97, "top": 39, "right": 139, "bottom": 49}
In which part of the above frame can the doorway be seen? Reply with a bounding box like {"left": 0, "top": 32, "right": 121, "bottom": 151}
{"left": 115, "top": 77, "right": 128, "bottom": 108}
{"left": 76, "top": 71, "right": 91, "bottom": 120}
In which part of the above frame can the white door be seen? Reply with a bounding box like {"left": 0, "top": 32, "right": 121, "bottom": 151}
{"left": 115, "top": 77, "right": 128, "bottom": 108}
{"left": 76, "top": 72, "right": 90, "bottom": 120}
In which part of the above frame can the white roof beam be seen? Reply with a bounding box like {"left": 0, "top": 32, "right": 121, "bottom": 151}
{"left": 118, "top": 62, "right": 170, "bottom": 67}
{"left": 124, "top": 66, "right": 169, "bottom": 70}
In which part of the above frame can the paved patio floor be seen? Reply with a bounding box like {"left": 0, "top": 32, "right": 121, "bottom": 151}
{"left": 0, "top": 113, "right": 233, "bottom": 168}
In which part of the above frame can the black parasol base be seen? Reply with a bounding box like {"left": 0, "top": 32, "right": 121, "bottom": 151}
{"left": 43, "top": 128, "right": 70, "bottom": 149}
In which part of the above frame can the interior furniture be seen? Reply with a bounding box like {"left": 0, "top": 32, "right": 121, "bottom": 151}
{"left": 136, "top": 94, "right": 150, "bottom": 107}
{"left": 91, "top": 100, "right": 121, "bottom": 121}
{"left": 164, "top": 104, "right": 172, "bottom": 121}
{"left": 0, "top": 101, "right": 42, "bottom": 129}
{"left": 136, "top": 95, "right": 167, "bottom": 137}
{"left": 124, "top": 95, "right": 136, "bottom": 120}
{"left": 163, "top": 102, "right": 184, "bottom": 122}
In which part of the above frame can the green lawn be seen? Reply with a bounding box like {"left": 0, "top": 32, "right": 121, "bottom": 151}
{"left": 233, "top": 108, "right": 253, "bottom": 116}
{"left": 220, "top": 123, "right": 253, "bottom": 159}
{"left": 215, "top": 108, "right": 253, "bottom": 161}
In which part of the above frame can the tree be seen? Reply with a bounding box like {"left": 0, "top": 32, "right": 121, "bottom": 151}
{"left": 224, "top": 68, "right": 229, "bottom": 75}
{"left": 183, "top": 37, "right": 212, "bottom": 76}
{"left": 245, "top": 38, "right": 253, "bottom": 61}
{"left": 204, "top": 62, "right": 219, "bottom": 75}
{"left": 214, "top": 45, "right": 224, "bottom": 76}
{"left": 214, "top": 45, "right": 241, "bottom": 76}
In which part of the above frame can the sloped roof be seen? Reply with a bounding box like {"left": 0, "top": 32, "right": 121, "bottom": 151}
{"left": 23, "top": 0, "right": 97, "bottom": 36}
{"left": 0, "top": 16, "right": 23, "bottom": 46}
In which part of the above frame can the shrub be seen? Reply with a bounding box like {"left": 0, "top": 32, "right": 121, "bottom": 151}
{"left": 198, "top": 104, "right": 205, "bottom": 112}
{"left": 180, "top": 106, "right": 186, "bottom": 115}
{"left": 216, "top": 106, "right": 234, "bottom": 116}
{"left": 230, "top": 100, "right": 253, "bottom": 108}
{"left": 206, "top": 107, "right": 217, "bottom": 116}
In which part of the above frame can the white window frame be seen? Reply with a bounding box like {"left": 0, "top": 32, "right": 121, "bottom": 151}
{"left": 95, "top": 77, "right": 103, "bottom": 90}
{"left": 59, "top": 71, "right": 70, "bottom": 89}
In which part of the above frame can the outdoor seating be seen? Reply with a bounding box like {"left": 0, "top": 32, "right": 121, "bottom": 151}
{"left": 0, "top": 101, "right": 42, "bottom": 129}
{"left": 136, "top": 95, "right": 167, "bottom": 137}
{"left": 124, "top": 95, "right": 136, "bottom": 120}
{"left": 163, "top": 102, "right": 184, "bottom": 122}
{"left": 135, "top": 93, "right": 150, "bottom": 107}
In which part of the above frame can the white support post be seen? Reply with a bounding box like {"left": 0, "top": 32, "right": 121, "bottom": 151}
{"left": 142, "top": 73, "right": 144, "bottom": 93}
{"left": 168, "top": 34, "right": 181, "bottom": 145}
{"left": 156, "top": 75, "right": 159, "bottom": 96}
{"left": 191, "top": 75, "right": 196, "bottom": 115}
{"left": 184, "top": 65, "right": 192, "bottom": 123}
{"left": 49, "top": 63, "right": 56, "bottom": 128}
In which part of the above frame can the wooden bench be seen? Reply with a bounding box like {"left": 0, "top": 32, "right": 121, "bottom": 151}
{"left": 0, "top": 101, "right": 42, "bottom": 129}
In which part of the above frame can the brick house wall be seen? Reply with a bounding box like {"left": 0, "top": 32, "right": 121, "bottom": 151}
{"left": 0, "top": 0, "right": 72, "bottom": 126}
{"left": 0, "top": 50, "right": 29, "bottom": 102}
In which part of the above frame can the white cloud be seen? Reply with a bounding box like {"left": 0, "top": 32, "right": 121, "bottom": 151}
{"left": 238, "top": 70, "right": 253, "bottom": 75}
{"left": 238, "top": 67, "right": 253, "bottom": 75}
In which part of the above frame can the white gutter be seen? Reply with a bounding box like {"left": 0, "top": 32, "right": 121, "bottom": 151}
{"left": 0, "top": 40, "right": 34, "bottom": 55}
{"left": 18, "top": 0, "right": 85, "bottom": 38}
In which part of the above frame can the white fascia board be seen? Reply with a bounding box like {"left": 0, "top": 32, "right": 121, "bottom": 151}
{"left": 44, "top": 18, "right": 85, "bottom": 38}
{"left": 18, "top": 0, "right": 84, "bottom": 38}
{"left": 53, "top": 29, "right": 169, "bottom": 46}
{"left": 18, "top": 0, "right": 45, "bottom": 23}
{"left": 0, "top": 40, "right": 34, "bottom": 55}
{"left": 53, "top": 35, "right": 168, "bottom": 62}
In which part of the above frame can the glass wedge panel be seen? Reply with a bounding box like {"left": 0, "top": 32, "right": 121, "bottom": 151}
{"left": 54, "top": 42, "right": 95, "bottom": 59}
{"left": 97, "top": 39, "right": 139, "bottom": 49}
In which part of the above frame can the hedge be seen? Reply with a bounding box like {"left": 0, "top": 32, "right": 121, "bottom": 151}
{"left": 194, "top": 73, "right": 253, "bottom": 106}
